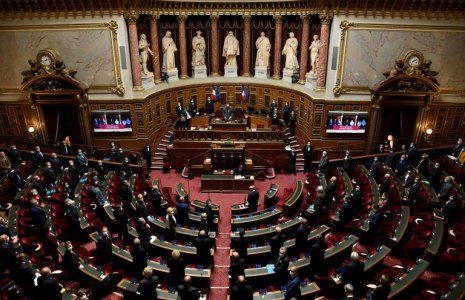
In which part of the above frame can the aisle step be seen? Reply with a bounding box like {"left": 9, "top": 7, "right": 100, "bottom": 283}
{"left": 296, "top": 158, "right": 304, "bottom": 161}
{"left": 164, "top": 135, "right": 172, "bottom": 138}
{"left": 152, "top": 161, "right": 163, "bottom": 165}
{"left": 162, "top": 139, "right": 170, "bottom": 143}
{"left": 153, "top": 156, "right": 164, "bottom": 161}
{"left": 168, "top": 131, "right": 173, "bottom": 134}
{"left": 152, "top": 166, "right": 163, "bottom": 170}
{"left": 157, "top": 148, "right": 166, "bottom": 152}
{"left": 159, "top": 143, "right": 169, "bottom": 148}
{"left": 155, "top": 152, "right": 167, "bottom": 156}
{"left": 290, "top": 144, "right": 299, "bottom": 148}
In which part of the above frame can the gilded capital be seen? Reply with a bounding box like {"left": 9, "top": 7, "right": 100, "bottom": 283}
{"left": 242, "top": 15, "right": 252, "bottom": 22}
{"left": 299, "top": 15, "right": 310, "bottom": 24}
{"left": 273, "top": 15, "right": 283, "bottom": 23}
{"left": 27, "top": 94, "right": 37, "bottom": 110}
{"left": 209, "top": 15, "right": 219, "bottom": 22}
{"left": 124, "top": 13, "right": 139, "bottom": 24}
{"left": 319, "top": 11, "right": 333, "bottom": 24}
{"left": 177, "top": 15, "right": 188, "bottom": 23}
{"left": 149, "top": 14, "right": 159, "bottom": 23}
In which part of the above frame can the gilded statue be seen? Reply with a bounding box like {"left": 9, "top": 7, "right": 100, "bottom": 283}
{"left": 54, "top": 59, "right": 79, "bottom": 84}
{"left": 21, "top": 59, "right": 41, "bottom": 83}
{"left": 380, "top": 60, "right": 406, "bottom": 84}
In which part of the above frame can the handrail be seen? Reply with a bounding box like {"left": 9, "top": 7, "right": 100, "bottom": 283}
{"left": 188, "top": 149, "right": 211, "bottom": 167}
{"left": 152, "top": 117, "right": 170, "bottom": 147}
{"left": 244, "top": 150, "right": 269, "bottom": 169}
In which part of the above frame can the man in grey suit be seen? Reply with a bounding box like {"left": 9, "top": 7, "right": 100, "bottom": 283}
{"left": 318, "top": 151, "right": 329, "bottom": 175}
{"left": 76, "top": 149, "right": 88, "bottom": 176}
{"left": 223, "top": 103, "right": 234, "bottom": 121}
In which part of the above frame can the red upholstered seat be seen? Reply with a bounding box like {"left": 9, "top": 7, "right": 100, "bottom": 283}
{"left": 257, "top": 124, "right": 265, "bottom": 129}
{"left": 344, "top": 219, "right": 361, "bottom": 235}
{"left": 403, "top": 238, "right": 427, "bottom": 259}
{"left": 375, "top": 268, "right": 400, "bottom": 282}
{"left": 440, "top": 250, "right": 465, "bottom": 272}
{"left": 257, "top": 171, "right": 265, "bottom": 181}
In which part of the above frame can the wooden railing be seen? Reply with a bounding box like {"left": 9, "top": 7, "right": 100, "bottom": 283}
{"left": 245, "top": 150, "right": 269, "bottom": 171}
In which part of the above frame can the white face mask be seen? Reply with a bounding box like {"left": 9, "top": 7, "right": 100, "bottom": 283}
{"left": 374, "top": 159, "right": 378, "bottom": 161}
{"left": 67, "top": 247, "right": 72, "bottom": 251}
{"left": 289, "top": 271, "right": 294, "bottom": 277}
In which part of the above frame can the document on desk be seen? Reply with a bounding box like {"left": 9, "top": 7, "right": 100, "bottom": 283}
{"left": 266, "top": 264, "right": 275, "bottom": 274}
{"left": 150, "top": 236, "right": 157, "bottom": 243}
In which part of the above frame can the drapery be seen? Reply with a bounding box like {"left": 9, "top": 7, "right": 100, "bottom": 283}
{"left": 42, "top": 105, "right": 82, "bottom": 144}
{"left": 61, "top": 106, "right": 83, "bottom": 145}
{"left": 379, "top": 106, "right": 419, "bottom": 150}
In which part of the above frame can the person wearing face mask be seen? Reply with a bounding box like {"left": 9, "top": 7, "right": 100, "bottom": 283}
{"left": 438, "top": 176, "right": 453, "bottom": 206}
{"left": 229, "top": 251, "right": 247, "bottom": 288}
{"left": 13, "top": 253, "right": 36, "bottom": 297}
{"left": 343, "top": 151, "right": 353, "bottom": 173}
{"left": 378, "top": 193, "right": 388, "bottom": 212}
{"left": 370, "top": 157, "right": 380, "bottom": 178}
{"left": 32, "top": 176, "right": 47, "bottom": 202}
{"left": 60, "top": 140, "right": 71, "bottom": 156}
{"left": 136, "top": 194, "right": 149, "bottom": 222}
{"left": 150, "top": 185, "right": 164, "bottom": 216}
{"left": 407, "top": 177, "right": 421, "bottom": 215}
{"left": 293, "top": 218, "right": 311, "bottom": 255}
{"left": 402, "top": 169, "right": 414, "bottom": 189}
{"left": 377, "top": 144, "right": 386, "bottom": 154}
{"left": 9, "top": 145, "right": 21, "bottom": 168}
{"left": 65, "top": 199, "right": 83, "bottom": 242}
{"left": 206, "top": 97, "right": 214, "bottom": 114}
{"left": 270, "top": 99, "right": 277, "bottom": 112}
{"left": 283, "top": 102, "right": 290, "bottom": 126}
{"left": 318, "top": 151, "right": 329, "bottom": 175}
{"left": 50, "top": 153, "right": 63, "bottom": 175}
{"left": 67, "top": 160, "right": 81, "bottom": 190}
{"left": 91, "top": 180, "right": 106, "bottom": 219}
{"left": 367, "top": 204, "right": 382, "bottom": 246}
{"left": 378, "top": 174, "right": 391, "bottom": 195}
{"left": 37, "top": 267, "right": 62, "bottom": 300}
{"left": 204, "top": 199, "right": 215, "bottom": 232}
{"left": 406, "top": 142, "right": 418, "bottom": 164}
{"left": 429, "top": 162, "right": 443, "bottom": 193}
{"left": 451, "top": 138, "right": 463, "bottom": 157}
{"left": 288, "top": 148, "right": 297, "bottom": 175}
{"left": 336, "top": 196, "right": 352, "bottom": 233}
{"left": 0, "top": 217, "right": 11, "bottom": 240}
{"left": 120, "top": 180, "right": 133, "bottom": 211}
{"left": 284, "top": 266, "right": 301, "bottom": 300}
{"left": 442, "top": 196, "right": 461, "bottom": 230}
{"left": 95, "top": 160, "right": 107, "bottom": 181}
{"left": 273, "top": 247, "right": 290, "bottom": 287}
{"left": 76, "top": 289, "right": 90, "bottom": 300}
{"left": 303, "top": 141, "right": 314, "bottom": 174}
{"left": 97, "top": 226, "right": 113, "bottom": 266}
{"left": 62, "top": 181, "right": 75, "bottom": 200}
{"left": 76, "top": 149, "right": 88, "bottom": 176}
{"left": 189, "top": 98, "right": 197, "bottom": 116}
{"left": 142, "top": 142, "right": 152, "bottom": 172}
{"left": 456, "top": 147, "right": 465, "bottom": 166}
{"left": 417, "top": 153, "right": 430, "bottom": 178}
{"left": 29, "top": 199, "right": 46, "bottom": 230}
{"left": 324, "top": 176, "right": 337, "bottom": 201}
{"left": 349, "top": 185, "right": 362, "bottom": 217}
{"left": 176, "top": 101, "right": 183, "bottom": 118}
{"left": 63, "top": 240, "right": 81, "bottom": 280}
{"left": 136, "top": 217, "right": 151, "bottom": 251}
{"left": 269, "top": 227, "right": 286, "bottom": 262}
{"left": 289, "top": 111, "right": 296, "bottom": 137}
{"left": 113, "top": 148, "right": 125, "bottom": 163}
{"left": 130, "top": 239, "right": 148, "bottom": 279}
{"left": 32, "top": 146, "right": 45, "bottom": 167}
{"left": 122, "top": 157, "right": 132, "bottom": 180}
{"left": 385, "top": 150, "right": 395, "bottom": 168}
{"left": 9, "top": 169, "right": 24, "bottom": 193}
{"left": 0, "top": 152, "right": 11, "bottom": 175}
{"left": 43, "top": 162, "right": 56, "bottom": 189}
{"left": 271, "top": 108, "right": 280, "bottom": 127}
{"left": 394, "top": 154, "right": 407, "bottom": 178}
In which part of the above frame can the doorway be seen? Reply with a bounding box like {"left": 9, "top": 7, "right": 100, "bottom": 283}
{"left": 378, "top": 106, "right": 419, "bottom": 151}
{"left": 41, "top": 105, "right": 83, "bottom": 144}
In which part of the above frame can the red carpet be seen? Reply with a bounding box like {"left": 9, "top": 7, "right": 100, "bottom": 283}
{"left": 149, "top": 169, "right": 307, "bottom": 299}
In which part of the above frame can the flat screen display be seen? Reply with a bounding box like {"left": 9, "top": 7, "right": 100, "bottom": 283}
{"left": 326, "top": 111, "right": 368, "bottom": 133}
{"left": 91, "top": 110, "right": 133, "bottom": 132}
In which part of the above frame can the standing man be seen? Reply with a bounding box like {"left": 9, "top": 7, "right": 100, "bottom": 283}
{"left": 150, "top": 185, "right": 164, "bottom": 216}
{"left": 402, "top": 169, "right": 414, "bottom": 189}
{"left": 271, "top": 108, "right": 280, "bottom": 127}
{"left": 206, "top": 97, "right": 214, "bottom": 114}
{"left": 230, "top": 275, "right": 253, "bottom": 300}
{"left": 204, "top": 199, "right": 215, "bottom": 232}
{"left": 394, "top": 155, "right": 407, "bottom": 178}
{"left": 303, "top": 142, "right": 314, "bottom": 174}
{"left": 130, "top": 239, "right": 147, "bottom": 279}
{"left": 273, "top": 247, "right": 290, "bottom": 287}
{"left": 43, "top": 162, "right": 56, "bottom": 188}
{"left": 349, "top": 185, "right": 362, "bottom": 217}
{"left": 63, "top": 241, "right": 81, "bottom": 280}
{"left": 367, "top": 204, "right": 382, "bottom": 246}
{"left": 178, "top": 276, "right": 201, "bottom": 300}
{"left": 324, "top": 176, "right": 337, "bottom": 202}
{"left": 50, "top": 153, "right": 63, "bottom": 176}
{"left": 269, "top": 227, "right": 286, "bottom": 262}
{"left": 232, "top": 228, "right": 249, "bottom": 261}
{"left": 223, "top": 103, "right": 234, "bottom": 121}
{"left": 136, "top": 194, "right": 148, "bottom": 222}
{"left": 229, "top": 251, "right": 247, "bottom": 287}
{"left": 96, "top": 160, "right": 107, "bottom": 181}
{"left": 429, "top": 162, "right": 443, "bottom": 193}
{"left": 370, "top": 157, "right": 380, "bottom": 178}
{"left": 294, "top": 218, "right": 311, "bottom": 255}
{"left": 417, "top": 153, "right": 430, "bottom": 178}
{"left": 76, "top": 149, "right": 88, "bottom": 176}
{"left": 406, "top": 142, "right": 418, "bottom": 164}
{"left": 32, "top": 146, "right": 45, "bottom": 168}
{"left": 37, "top": 267, "right": 62, "bottom": 300}
{"left": 9, "top": 145, "right": 22, "bottom": 167}
{"left": 451, "top": 138, "right": 463, "bottom": 157}
{"left": 122, "top": 157, "right": 132, "bottom": 180}
{"left": 137, "top": 267, "right": 159, "bottom": 299}
{"left": 189, "top": 99, "right": 197, "bottom": 116}
{"left": 314, "top": 186, "right": 327, "bottom": 224}
{"left": 194, "top": 230, "right": 211, "bottom": 267}
{"left": 29, "top": 199, "right": 47, "bottom": 230}
{"left": 60, "top": 140, "right": 71, "bottom": 156}
{"left": 289, "top": 148, "right": 297, "bottom": 175}
{"left": 246, "top": 185, "right": 259, "bottom": 212}
{"left": 175, "top": 197, "right": 191, "bottom": 227}
{"left": 176, "top": 101, "right": 183, "bottom": 119}
{"left": 341, "top": 252, "right": 365, "bottom": 297}
{"left": 284, "top": 266, "right": 301, "bottom": 300}
{"left": 343, "top": 151, "right": 352, "bottom": 173}
{"left": 408, "top": 178, "right": 421, "bottom": 214}
{"left": 65, "top": 200, "right": 83, "bottom": 242}
{"left": 318, "top": 151, "right": 329, "bottom": 175}
{"left": 142, "top": 143, "right": 152, "bottom": 172}
{"left": 438, "top": 176, "right": 453, "bottom": 206}
{"left": 378, "top": 174, "right": 391, "bottom": 195}
{"left": 91, "top": 180, "right": 106, "bottom": 220}
{"left": 97, "top": 226, "right": 113, "bottom": 266}
{"left": 270, "top": 99, "right": 277, "bottom": 113}
{"left": 136, "top": 218, "right": 151, "bottom": 251}
{"left": 113, "top": 204, "right": 129, "bottom": 241}
{"left": 309, "top": 234, "right": 327, "bottom": 276}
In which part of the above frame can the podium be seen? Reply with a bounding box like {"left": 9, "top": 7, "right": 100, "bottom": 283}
{"left": 211, "top": 142, "right": 245, "bottom": 173}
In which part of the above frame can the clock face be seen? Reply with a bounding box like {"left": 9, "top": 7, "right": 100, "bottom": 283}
{"left": 40, "top": 55, "right": 51, "bottom": 66}
{"left": 409, "top": 56, "right": 419, "bottom": 67}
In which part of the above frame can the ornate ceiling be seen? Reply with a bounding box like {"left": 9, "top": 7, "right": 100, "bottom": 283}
{"left": 0, "top": 0, "right": 464, "bottom": 18}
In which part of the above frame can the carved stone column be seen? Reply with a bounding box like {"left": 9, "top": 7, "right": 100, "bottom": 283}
{"left": 315, "top": 13, "right": 332, "bottom": 90}
{"left": 149, "top": 14, "right": 163, "bottom": 84}
{"left": 125, "top": 13, "right": 143, "bottom": 91}
{"left": 177, "top": 15, "right": 189, "bottom": 79}
{"left": 367, "top": 94, "right": 382, "bottom": 154}
{"left": 242, "top": 15, "right": 252, "bottom": 77}
{"left": 210, "top": 15, "right": 220, "bottom": 77}
{"left": 75, "top": 93, "right": 93, "bottom": 150}
{"left": 298, "top": 15, "right": 310, "bottom": 84}
{"left": 272, "top": 15, "right": 283, "bottom": 80}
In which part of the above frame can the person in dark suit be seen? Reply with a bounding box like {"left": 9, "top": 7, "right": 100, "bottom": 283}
{"left": 417, "top": 153, "right": 430, "bottom": 178}
{"left": 335, "top": 196, "right": 352, "bottom": 233}
{"left": 130, "top": 239, "right": 147, "bottom": 279}
{"left": 0, "top": 234, "right": 17, "bottom": 270}
{"left": 451, "top": 138, "right": 463, "bottom": 157}
{"left": 136, "top": 218, "right": 151, "bottom": 251}
{"left": 113, "top": 148, "right": 125, "bottom": 163}
{"left": 402, "top": 169, "right": 414, "bottom": 189}
{"left": 95, "top": 160, "right": 107, "bottom": 181}
{"left": 341, "top": 252, "right": 365, "bottom": 297}
{"left": 63, "top": 241, "right": 81, "bottom": 280}
{"left": 206, "top": 97, "right": 214, "bottom": 114}
{"left": 271, "top": 108, "right": 280, "bottom": 127}
{"left": 50, "top": 153, "right": 63, "bottom": 177}
{"left": 9, "top": 145, "right": 22, "bottom": 168}
{"left": 189, "top": 99, "right": 197, "bottom": 116}
{"left": 270, "top": 99, "right": 277, "bottom": 112}
{"left": 367, "top": 204, "right": 382, "bottom": 246}
{"left": 284, "top": 266, "right": 301, "bottom": 300}
{"left": 289, "top": 111, "right": 296, "bottom": 136}
{"left": 136, "top": 194, "right": 149, "bottom": 222}
{"left": 372, "top": 274, "right": 391, "bottom": 300}
{"left": 406, "top": 142, "right": 418, "bottom": 164}
{"left": 309, "top": 234, "right": 327, "bottom": 276}
{"left": 67, "top": 160, "right": 81, "bottom": 191}
{"left": 394, "top": 154, "right": 407, "bottom": 178}
{"left": 234, "top": 164, "right": 246, "bottom": 176}
{"left": 230, "top": 275, "right": 253, "bottom": 300}
{"left": 194, "top": 230, "right": 211, "bottom": 267}
{"left": 408, "top": 178, "right": 421, "bottom": 214}
{"left": 343, "top": 151, "right": 353, "bottom": 173}
{"left": 438, "top": 176, "right": 454, "bottom": 206}
{"left": 29, "top": 199, "right": 47, "bottom": 229}
{"left": 43, "top": 162, "right": 56, "bottom": 188}
{"left": 233, "top": 228, "right": 249, "bottom": 261}
{"left": 313, "top": 186, "right": 327, "bottom": 223}
{"left": 97, "top": 226, "right": 113, "bottom": 266}
{"left": 350, "top": 185, "right": 362, "bottom": 217}
{"left": 122, "top": 157, "right": 132, "bottom": 180}
{"left": 0, "top": 218, "right": 11, "bottom": 240}
{"left": 289, "top": 148, "right": 297, "bottom": 175}
{"left": 177, "top": 275, "right": 200, "bottom": 300}
{"left": 60, "top": 141, "right": 71, "bottom": 156}
{"left": 91, "top": 180, "right": 106, "bottom": 220}
{"left": 167, "top": 250, "right": 186, "bottom": 288}
{"left": 324, "top": 176, "right": 337, "bottom": 201}
{"left": 318, "top": 151, "right": 329, "bottom": 175}
{"left": 13, "top": 253, "right": 36, "bottom": 297}
{"left": 176, "top": 197, "right": 191, "bottom": 227}
{"left": 273, "top": 247, "right": 290, "bottom": 287}
{"left": 113, "top": 205, "right": 129, "bottom": 241}
{"left": 142, "top": 143, "right": 152, "bottom": 172}
{"left": 269, "top": 227, "right": 286, "bottom": 262}
{"left": 294, "top": 218, "right": 311, "bottom": 255}
{"left": 32, "top": 146, "right": 45, "bottom": 168}
{"left": 246, "top": 185, "right": 259, "bottom": 212}
{"left": 119, "top": 180, "right": 133, "bottom": 210}
{"left": 377, "top": 144, "right": 386, "bottom": 154}
{"left": 385, "top": 150, "right": 395, "bottom": 167}
{"left": 204, "top": 199, "right": 215, "bottom": 232}
{"left": 442, "top": 196, "right": 461, "bottom": 230}
{"left": 370, "top": 157, "right": 380, "bottom": 178}
{"left": 149, "top": 185, "right": 164, "bottom": 216}
{"left": 223, "top": 103, "right": 234, "bottom": 121}
{"left": 199, "top": 213, "right": 209, "bottom": 233}
{"left": 76, "top": 149, "right": 88, "bottom": 176}
{"left": 63, "top": 182, "right": 75, "bottom": 200}
{"left": 165, "top": 207, "right": 177, "bottom": 240}
{"left": 176, "top": 102, "right": 183, "bottom": 118}
{"left": 229, "top": 251, "right": 247, "bottom": 287}
{"left": 342, "top": 284, "right": 360, "bottom": 300}
{"left": 429, "top": 162, "right": 443, "bottom": 193}
{"left": 37, "top": 267, "right": 62, "bottom": 300}
{"left": 378, "top": 174, "right": 391, "bottom": 195}
{"left": 303, "top": 142, "right": 314, "bottom": 174}
{"left": 9, "top": 169, "right": 24, "bottom": 192}
{"left": 138, "top": 267, "right": 159, "bottom": 299}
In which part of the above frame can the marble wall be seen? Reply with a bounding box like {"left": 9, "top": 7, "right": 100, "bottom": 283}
{"left": 342, "top": 27, "right": 465, "bottom": 90}
{"left": 0, "top": 26, "right": 116, "bottom": 88}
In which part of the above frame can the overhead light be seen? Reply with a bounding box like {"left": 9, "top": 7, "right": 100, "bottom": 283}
{"left": 28, "top": 127, "right": 35, "bottom": 133}
{"left": 426, "top": 128, "right": 432, "bottom": 135}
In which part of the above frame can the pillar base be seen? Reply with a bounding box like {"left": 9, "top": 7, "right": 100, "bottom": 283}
{"left": 211, "top": 73, "right": 220, "bottom": 77}
{"left": 180, "top": 74, "right": 190, "bottom": 80}
{"left": 132, "top": 86, "right": 145, "bottom": 92}
{"left": 282, "top": 69, "right": 298, "bottom": 83}
{"left": 155, "top": 79, "right": 164, "bottom": 84}
{"left": 271, "top": 75, "right": 281, "bottom": 80}
{"left": 314, "top": 87, "right": 326, "bottom": 92}
{"left": 305, "top": 74, "right": 317, "bottom": 89}
{"left": 192, "top": 66, "right": 207, "bottom": 79}
{"left": 242, "top": 73, "right": 251, "bottom": 77}
{"left": 141, "top": 73, "right": 155, "bottom": 89}
{"left": 166, "top": 68, "right": 179, "bottom": 82}
{"left": 254, "top": 67, "right": 270, "bottom": 79}
{"left": 224, "top": 65, "right": 238, "bottom": 77}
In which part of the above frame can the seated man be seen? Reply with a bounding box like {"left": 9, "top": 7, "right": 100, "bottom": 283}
{"left": 234, "top": 164, "right": 246, "bottom": 177}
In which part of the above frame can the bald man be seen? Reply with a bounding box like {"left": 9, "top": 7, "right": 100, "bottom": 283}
{"left": 37, "top": 267, "right": 62, "bottom": 300}
{"left": 50, "top": 153, "right": 63, "bottom": 176}
{"left": 178, "top": 275, "right": 200, "bottom": 300}
{"left": 285, "top": 266, "right": 301, "bottom": 300}
{"left": 194, "top": 230, "right": 211, "bottom": 267}
{"left": 269, "top": 227, "right": 286, "bottom": 262}
{"left": 43, "top": 162, "right": 56, "bottom": 188}
{"left": 230, "top": 275, "right": 253, "bottom": 300}
{"left": 229, "top": 251, "right": 247, "bottom": 287}
{"left": 246, "top": 185, "right": 259, "bottom": 212}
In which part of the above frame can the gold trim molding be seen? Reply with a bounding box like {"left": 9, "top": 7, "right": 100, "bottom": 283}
{"left": 333, "top": 21, "right": 465, "bottom": 96}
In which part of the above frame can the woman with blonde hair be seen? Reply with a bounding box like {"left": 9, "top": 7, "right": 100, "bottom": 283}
{"left": 165, "top": 207, "right": 177, "bottom": 240}
{"left": 372, "top": 274, "right": 390, "bottom": 300}
{"left": 167, "top": 250, "right": 186, "bottom": 289}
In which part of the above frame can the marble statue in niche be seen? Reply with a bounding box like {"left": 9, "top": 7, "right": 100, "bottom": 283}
{"left": 162, "top": 31, "right": 178, "bottom": 72}
{"left": 139, "top": 33, "right": 154, "bottom": 75}
{"left": 282, "top": 32, "right": 299, "bottom": 71}
{"left": 255, "top": 32, "right": 271, "bottom": 68}
{"left": 192, "top": 31, "right": 206, "bottom": 67}
{"left": 223, "top": 31, "right": 240, "bottom": 66}
{"left": 308, "top": 34, "right": 320, "bottom": 77}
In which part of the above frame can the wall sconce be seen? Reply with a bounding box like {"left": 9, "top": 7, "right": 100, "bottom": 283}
{"left": 28, "top": 126, "right": 37, "bottom": 139}
{"left": 424, "top": 128, "right": 432, "bottom": 141}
